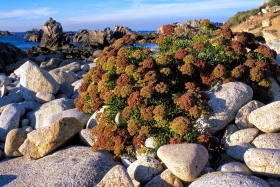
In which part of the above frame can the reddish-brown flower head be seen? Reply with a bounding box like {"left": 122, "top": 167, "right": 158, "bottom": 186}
{"left": 170, "top": 116, "right": 193, "bottom": 135}
{"left": 178, "top": 93, "right": 197, "bottom": 111}
{"left": 128, "top": 91, "right": 142, "bottom": 109}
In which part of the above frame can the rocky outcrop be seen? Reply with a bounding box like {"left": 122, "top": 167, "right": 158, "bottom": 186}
{"left": 40, "top": 18, "right": 70, "bottom": 50}
{"left": 25, "top": 29, "right": 43, "bottom": 42}
{"left": 113, "top": 25, "right": 133, "bottom": 39}
{"left": 73, "top": 29, "right": 110, "bottom": 48}
{"left": 0, "top": 31, "right": 16, "bottom": 36}
{"left": 0, "top": 42, "right": 28, "bottom": 74}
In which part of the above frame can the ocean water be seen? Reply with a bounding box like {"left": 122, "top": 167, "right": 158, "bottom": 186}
{"left": 0, "top": 31, "right": 157, "bottom": 51}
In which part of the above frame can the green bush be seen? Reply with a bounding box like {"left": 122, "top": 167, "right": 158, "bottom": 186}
{"left": 75, "top": 24, "right": 278, "bottom": 157}
{"left": 225, "top": 9, "right": 259, "bottom": 27}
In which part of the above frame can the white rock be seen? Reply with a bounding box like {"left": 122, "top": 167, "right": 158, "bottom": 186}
{"left": 226, "top": 143, "right": 254, "bottom": 162}
{"left": 248, "top": 101, "right": 280, "bottom": 132}
{"left": 217, "top": 162, "right": 253, "bottom": 176}
{"left": 35, "top": 91, "right": 55, "bottom": 104}
{"left": 78, "top": 129, "right": 97, "bottom": 146}
{"left": 195, "top": 82, "right": 253, "bottom": 134}
{"left": 226, "top": 128, "right": 259, "bottom": 148}
{"left": 252, "top": 133, "right": 280, "bottom": 149}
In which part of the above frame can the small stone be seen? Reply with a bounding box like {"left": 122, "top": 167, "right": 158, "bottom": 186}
{"left": 82, "top": 64, "right": 90, "bottom": 72}
{"left": 226, "top": 143, "right": 254, "bottom": 162}
{"left": 21, "top": 119, "right": 30, "bottom": 127}
{"left": 96, "top": 165, "right": 134, "bottom": 187}
{"left": 127, "top": 155, "right": 163, "bottom": 183}
{"left": 144, "top": 169, "right": 184, "bottom": 187}
{"left": 251, "top": 133, "right": 280, "bottom": 149}
{"left": 35, "top": 91, "right": 55, "bottom": 103}
{"left": 157, "top": 143, "right": 208, "bottom": 182}
{"left": 235, "top": 100, "right": 265, "bottom": 130}
{"left": 226, "top": 128, "right": 259, "bottom": 148}
{"left": 121, "top": 154, "right": 136, "bottom": 168}
{"left": 221, "top": 124, "right": 238, "bottom": 150}
{"left": 217, "top": 162, "right": 253, "bottom": 176}
{"left": 244, "top": 148, "right": 280, "bottom": 178}
{"left": 79, "top": 129, "right": 97, "bottom": 146}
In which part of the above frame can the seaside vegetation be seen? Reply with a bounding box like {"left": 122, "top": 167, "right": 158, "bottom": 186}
{"left": 75, "top": 19, "right": 278, "bottom": 157}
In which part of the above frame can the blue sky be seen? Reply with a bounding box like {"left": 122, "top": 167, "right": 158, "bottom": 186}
{"left": 0, "top": 0, "right": 266, "bottom": 32}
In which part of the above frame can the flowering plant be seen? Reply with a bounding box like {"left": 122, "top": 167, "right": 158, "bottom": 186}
{"left": 76, "top": 22, "right": 278, "bottom": 157}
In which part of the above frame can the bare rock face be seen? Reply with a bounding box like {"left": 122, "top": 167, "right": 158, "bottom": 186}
{"left": 18, "top": 117, "right": 83, "bottom": 160}
{"left": 157, "top": 143, "right": 209, "bottom": 182}
{"left": 40, "top": 17, "right": 70, "bottom": 50}
{"left": 73, "top": 29, "right": 110, "bottom": 47}
{"left": 96, "top": 165, "right": 134, "bottom": 187}
{"left": 113, "top": 25, "right": 133, "bottom": 39}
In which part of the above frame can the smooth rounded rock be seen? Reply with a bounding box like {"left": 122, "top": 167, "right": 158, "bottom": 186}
{"left": 226, "top": 143, "right": 254, "bottom": 162}
{"left": 217, "top": 162, "right": 253, "bottom": 176}
{"left": 252, "top": 133, "right": 280, "bottom": 149}
{"left": 221, "top": 124, "right": 238, "bottom": 150}
{"left": 188, "top": 172, "right": 270, "bottom": 187}
{"left": 144, "top": 169, "right": 184, "bottom": 187}
{"left": 79, "top": 129, "right": 97, "bottom": 146}
{"left": 121, "top": 154, "right": 136, "bottom": 168}
{"left": 157, "top": 143, "right": 209, "bottom": 182}
{"left": 235, "top": 100, "right": 265, "bottom": 129}
{"left": 248, "top": 101, "right": 280, "bottom": 132}
{"left": 244, "top": 148, "right": 280, "bottom": 178}
{"left": 35, "top": 91, "right": 55, "bottom": 103}
{"left": 195, "top": 82, "right": 253, "bottom": 134}
{"left": 226, "top": 128, "right": 259, "bottom": 148}
{"left": 49, "top": 69, "right": 74, "bottom": 84}
{"left": 127, "top": 155, "right": 163, "bottom": 183}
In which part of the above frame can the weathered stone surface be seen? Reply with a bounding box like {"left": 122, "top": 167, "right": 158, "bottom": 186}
{"left": 0, "top": 74, "right": 12, "bottom": 87}
{"left": 189, "top": 172, "right": 270, "bottom": 187}
{"left": 266, "top": 178, "right": 280, "bottom": 187}
{"left": 72, "top": 79, "right": 84, "bottom": 91}
{"left": 40, "top": 58, "right": 61, "bottom": 70}
{"left": 217, "top": 162, "right": 253, "bottom": 176}
{"left": 19, "top": 117, "right": 83, "bottom": 160}
{"left": 235, "top": 100, "right": 265, "bottom": 129}
{"left": 226, "top": 143, "right": 254, "bottom": 162}
{"left": 79, "top": 129, "right": 97, "bottom": 146}
{"left": 26, "top": 98, "right": 75, "bottom": 129}
{"left": 157, "top": 143, "right": 208, "bottom": 182}
{"left": 226, "top": 128, "right": 259, "bottom": 148}
{"left": 42, "top": 108, "right": 91, "bottom": 128}
{"left": 57, "top": 82, "right": 73, "bottom": 98}
{"left": 268, "top": 76, "right": 280, "bottom": 102}
{"left": 144, "top": 169, "right": 184, "bottom": 187}
{"left": 52, "top": 61, "right": 81, "bottom": 72}
{"left": 19, "top": 100, "right": 41, "bottom": 111}
{"left": 49, "top": 69, "right": 74, "bottom": 85}
{"left": 96, "top": 165, "right": 134, "bottom": 187}
{"left": 15, "top": 60, "right": 60, "bottom": 101}
{"left": 0, "top": 146, "right": 120, "bottom": 186}
{"left": 221, "top": 124, "right": 238, "bottom": 150}
{"left": 0, "top": 92, "right": 23, "bottom": 107}
{"left": 0, "top": 103, "right": 25, "bottom": 142}
{"left": 66, "top": 70, "right": 78, "bottom": 82}
{"left": 35, "top": 91, "right": 55, "bottom": 103}
{"left": 252, "top": 133, "right": 280, "bottom": 149}
{"left": 244, "top": 148, "right": 280, "bottom": 178}
{"left": 195, "top": 82, "right": 253, "bottom": 134}
{"left": 60, "top": 59, "right": 77, "bottom": 67}
{"left": 127, "top": 155, "right": 163, "bottom": 183}
{"left": 262, "top": 19, "right": 270, "bottom": 27}
{"left": 248, "top": 101, "right": 280, "bottom": 132}
{"left": 4, "top": 127, "right": 33, "bottom": 157}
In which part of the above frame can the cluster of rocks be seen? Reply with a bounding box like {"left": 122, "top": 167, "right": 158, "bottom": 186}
{"left": 0, "top": 52, "right": 280, "bottom": 186}
{"left": 0, "top": 31, "right": 16, "bottom": 37}
{"left": 25, "top": 28, "right": 43, "bottom": 43}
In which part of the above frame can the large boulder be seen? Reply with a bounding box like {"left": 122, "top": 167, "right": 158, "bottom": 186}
{"left": 113, "top": 25, "right": 133, "bottom": 39}
{"left": 248, "top": 101, "right": 280, "bottom": 132}
{"left": 251, "top": 133, "right": 280, "bottom": 149}
{"left": 49, "top": 69, "right": 74, "bottom": 84}
{"left": 244, "top": 148, "right": 280, "bottom": 178}
{"left": 73, "top": 29, "right": 110, "bottom": 47}
{"left": 15, "top": 60, "right": 60, "bottom": 101}
{"left": 19, "top": 117, "right": 83, "bottom": 160}
{"left": 26, "top": 29, "right": 43, "bottom": 42}
{"left": 0, "top": 146, "right": 120, "bottom": 186}
{"left": 195, "top": 82, "right": 253, "bottom": 134}
{"left": 188, "top": 172, "right": 269, "bottom": 187}
{"left": 26, "top": 98, "right": 75, "bottom": 129}
{"left": 157, "top": 143, "right": 208, "bottom": 182}
{"left": 40, "top": 17, "right": 70, "bottom": 50}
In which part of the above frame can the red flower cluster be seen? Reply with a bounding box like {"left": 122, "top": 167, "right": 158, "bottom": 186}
{"left": 185, "top": 82, "right": 200, "bottom": 93}
{"left": 183, "top": 54, "right": 196, "bottom": 64}
{"left": 200, "top": 70, "right": 215, "bottom": 85}
{"left": 189, "top": 106, "right": 201, "bottom": 119}
{"left": 92, "top": 69, "right": 105, "bottom": 83}
{"left": 78, "top": 82, "right": 88, "bottom": 93}
{"left": 179, "top": 63, "right": 195, "bottom": 76}
{"left": 91, "top": 98, "right": 103, "bottom": 111}
{"left": 178, "top": 93, "right": 196, "bottom": 111}
{"left": 140, "top": 86, "right": 154, "bottom": 98}
{"left": 220, "top": 26, "right": 233, "bottom": 39}
{"left": 127, "top": 119, "right": 140, "bottom": 136}
{"left": 160, "top": 68, "right": 171, "bottom": 76}
{"left": 162, "top": 24, "right": 174, "bottom": 35}
{"left": 155, "top": 82, "right": 169, "bottom": 94}
{"left": 153, "top": 105, "right": 168, "bottom": 118}
{"left": 213, "top": 64, "right": 229, "bottom": 79}
{"left": 143, "top": 58, "right": 156, "bottom": 69}
{"left": 141, "top": 105, "right": 155, "bottom": 121}
{"left": 231, "top": 65, "right": 246, "bottom": 80}
{"left": 133, "top": 50, "right": 143, "bottom": 59}
{"left": 122, "top": 106, "right": 133, "bottom": 119}
{"left": 144, "top": 71, "right": 158, "bottom": 84}
{"left": 170, "top": 116, "right": 192, "bottom": 135}
{"left": 193, "top": 42, "right": 206, "bottom": 52}
{"left": 175, "top": 49, "right": 188, "bottom": 62}
{"left": 107, "top": 49, "right": 118, "bottom": 58}
{"left": 194, "top": 58, "right": 207, "bottom": 72}
{"left": 128, "top": 91, "right": 142, "bottom": 108}
{"left": 116, "top": 55, "right": 129, "bottom": 68}
{"left": 117, "top": 74, "right": 132, "bottom": 87}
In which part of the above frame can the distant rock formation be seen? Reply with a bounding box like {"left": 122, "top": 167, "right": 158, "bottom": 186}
{"left": 0, "top": 31, "right": 16, "bottom": 37}
{"left": 73, "top": 29, "right": 110, "bottom": 48}
{"left": 156, "top": 20, "right": 200, "bottom": 34}
{"left": 112, "top": 25, "right": 133, "bottom": 39}
{"left": 40, "top": 18, "right": 70, "bottom": 50}
{"left": 26, "top": 29, "right": 43, "bottom": 43}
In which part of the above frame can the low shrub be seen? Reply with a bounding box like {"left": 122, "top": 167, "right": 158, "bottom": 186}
{"left": 75, "top": 23, "right": 278, "bottom": 157}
